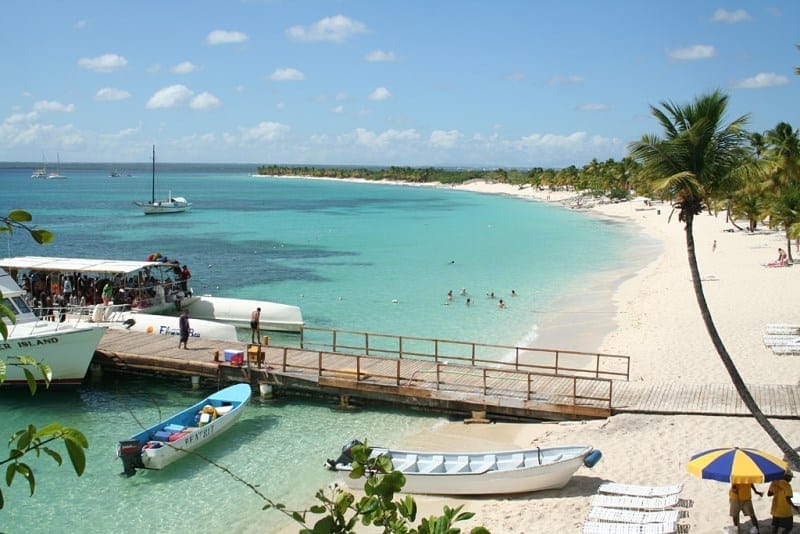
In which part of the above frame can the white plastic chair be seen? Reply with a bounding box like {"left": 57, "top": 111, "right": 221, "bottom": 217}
{"left": 581, "top": 521, "right": 676, "bottom": 534}
{"left": 590, "top": 494, "right": 680, "bottom": 510}
{"left": 598, "top": 482, "right": 683, "bottom": 498}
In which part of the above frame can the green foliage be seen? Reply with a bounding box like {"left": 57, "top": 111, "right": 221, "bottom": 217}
{"left": 0, "top": 209, "right": 54, "bottom": 245}
{"left": 0, "top": 210, "right": 89, "bottom": 511}
{"left": 1, "top": 423, "right": 89, "bottom": 509}
{"left": 268, "top": 441, "right": 489, "bottom": 534}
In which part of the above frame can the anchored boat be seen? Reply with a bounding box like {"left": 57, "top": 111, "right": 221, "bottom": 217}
{"left": 117, "top": 383, "right": 251, "bottom": 476}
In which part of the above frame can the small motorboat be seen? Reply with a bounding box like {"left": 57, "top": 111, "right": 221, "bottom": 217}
{"left": 117, "top": 383, "right": 251, "bottom": 476}
{"left": 324, "top": 440, "right": 601, "bottom": 495}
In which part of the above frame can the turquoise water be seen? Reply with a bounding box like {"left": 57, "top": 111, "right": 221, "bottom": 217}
{"left": 0, "top": 165, "right": 651, "bottom": 532}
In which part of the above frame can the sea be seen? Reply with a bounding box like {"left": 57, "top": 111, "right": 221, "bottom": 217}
{"left": 0, "top": 163, "right": 656, "bottom": 532}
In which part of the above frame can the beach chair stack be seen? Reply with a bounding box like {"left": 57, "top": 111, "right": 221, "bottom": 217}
{"left": 581, "top": 483, "right": 688, "bottom": 534}
{"left": 763, "top": 324, "right": 800, "bottom": 355}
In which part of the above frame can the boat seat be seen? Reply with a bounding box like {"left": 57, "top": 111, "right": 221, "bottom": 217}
{"left": 393, "top": 454, "right": 418, "bottom": 473}
{"left": 418, "top": 455, "right": 445, "bottom": 474}
{"left": 470, "top": 454, "right": 497, "bottom": 473}
{"left": 445, "top": 455, "right": 471, "bottom": 473}
{"left": 496, "top": 452, "right": 525, "bottom": 470}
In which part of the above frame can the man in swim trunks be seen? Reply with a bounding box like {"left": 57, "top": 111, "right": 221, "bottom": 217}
{"left": 250, "top": 307, "right": 261, "bottom": 344}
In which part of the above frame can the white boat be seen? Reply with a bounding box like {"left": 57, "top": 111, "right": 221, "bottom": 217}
{"left": 0, "top": 255, "right": 303, "bottom": 337}
{"left": 46, "top": 153, "right": 66, "bottom": 179}
{"left": 31, "top": 152, "right": 47, "bottom": 178}
{"left": 117, "top": 383, "right": 250, "bottom": 476}
{"left": 187, "top": 295, "right": 303, "bottom": 333}
{"left": 0, "top": 268, "right": 107, "bottom": 387}
{"left": 325, "top": 441, "right": 601, "bottom": 495}
{"left": 133, "top": 146, "right": 191, "bottom": 214}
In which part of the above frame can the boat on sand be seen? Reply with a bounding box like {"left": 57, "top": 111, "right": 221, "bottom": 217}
{"left": 117, "top": 383, "right": 251, "bottom": 476}
{"left": 324, "top": 440, "right": 601, "bottom": 495}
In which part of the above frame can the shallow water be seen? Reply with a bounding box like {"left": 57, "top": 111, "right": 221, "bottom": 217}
{"left": 0, "top": 165, "right": 652, "bottom": 532}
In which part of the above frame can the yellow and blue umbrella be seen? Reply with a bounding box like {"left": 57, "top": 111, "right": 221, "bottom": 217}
{"left": 687, "top": 447, "right": 788, "bottom": 484}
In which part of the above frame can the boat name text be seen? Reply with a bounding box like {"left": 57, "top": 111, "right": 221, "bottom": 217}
{"left": 0, "top": 337, "right": 60, "bottom": 351}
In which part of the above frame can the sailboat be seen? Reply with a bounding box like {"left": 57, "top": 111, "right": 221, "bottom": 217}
{"left": 31, "top": 153, "right": 47, "bottom": 178}
{"left": 46, "top": 153, "right": 66, "bottom": 179}
{"left": 133, "top": 145, "right": 191, "bottom": 215}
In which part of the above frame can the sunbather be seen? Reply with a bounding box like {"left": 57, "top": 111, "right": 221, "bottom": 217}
{"left": 767, "top": 248, "right": 788, "bottom": 267}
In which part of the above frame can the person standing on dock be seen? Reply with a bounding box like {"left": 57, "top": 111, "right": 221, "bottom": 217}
{"left": 250, "top": 307, "right": 261, "bottom": 344}
{"left": 178, "top": 309, "right": 190, "bottom": 349}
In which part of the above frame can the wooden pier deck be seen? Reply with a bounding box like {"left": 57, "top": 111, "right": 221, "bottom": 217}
{"left": 93, "top": 329, "right": 800, "bottom": 421}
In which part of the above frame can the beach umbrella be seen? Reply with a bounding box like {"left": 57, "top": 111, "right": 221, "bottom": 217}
{"left": 687, "top": 447, "right": 788, "bottom": 484}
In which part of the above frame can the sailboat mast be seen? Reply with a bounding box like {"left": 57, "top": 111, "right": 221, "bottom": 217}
{"left": 151, "top": 145, "right": 156, "bottom": 203}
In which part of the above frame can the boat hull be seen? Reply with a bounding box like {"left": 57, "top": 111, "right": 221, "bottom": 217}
{"left": 0, "top": 324, "right": 107, "bottom": 387}
{"left": 331, "top": 445, "right": 595, "bottom": 496}
{"left": 117, "top": 383, "right": 250, "bottom": 475}
{"left": 187, "top": 296, "right": 303, "bottom": 333}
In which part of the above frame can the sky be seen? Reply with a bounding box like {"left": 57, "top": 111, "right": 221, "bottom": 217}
{"left": 1, "top": 1, "right": 798, "bottom": 169}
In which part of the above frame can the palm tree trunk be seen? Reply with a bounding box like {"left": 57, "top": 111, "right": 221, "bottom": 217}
{"left": 685, "top": 214, "right": 800, "bottom": 470}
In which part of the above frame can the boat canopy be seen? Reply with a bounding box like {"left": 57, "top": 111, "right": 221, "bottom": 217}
{"left": 0, "top": 256, "right": 172, "bottom": 275}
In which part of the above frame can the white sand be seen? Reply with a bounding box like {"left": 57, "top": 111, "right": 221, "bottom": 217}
{"left": 398, "top": 181, "right": 800, "bottom": 533}
{"left": 274, "top": 177, "right": 800, "bottom": 533}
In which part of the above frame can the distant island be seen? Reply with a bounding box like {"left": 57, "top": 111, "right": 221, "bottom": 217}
{"left": 254, "top": 159, "right": 637, "bottom": 201}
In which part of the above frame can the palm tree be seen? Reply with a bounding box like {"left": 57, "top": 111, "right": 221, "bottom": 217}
{"left": 629, "top": 91, "right": 800, "bottom": 470}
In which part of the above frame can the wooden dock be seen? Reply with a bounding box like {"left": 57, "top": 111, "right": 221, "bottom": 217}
{"left": 92, "top": 329, "right": 800, "bottom": 421}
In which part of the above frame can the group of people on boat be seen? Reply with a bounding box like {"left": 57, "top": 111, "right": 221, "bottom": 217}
{"left": 9, "top": 258, "right": 192, "bottom": 320}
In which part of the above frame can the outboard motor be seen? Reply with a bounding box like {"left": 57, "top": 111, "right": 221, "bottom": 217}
{"left": 324, "top": 439, "right": 363, "bottom": 471}
{"left": 117, "top": 440, "right": 145, "bottom": 477}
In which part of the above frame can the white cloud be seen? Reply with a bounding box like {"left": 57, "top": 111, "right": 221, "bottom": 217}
{"left": 241, "top": 121, "right": 289, "bottom": 142}
{"left": 270, "top": 68, "right": 305, "bottom": 81}
{"left": 95, "top": 87, "right": 131, "bottom": 101}
{"left": 514, "top": 131, "right": 588, "bottom": 150}
{"left": 365, "top": 49, "right": 396, "bottom": 62}
{"left": 668, "top": 45, "right": 716, "bottom": 61}
{"left": 578, "top": 103, "right": 610, "bottom": 112}
{"left": 286, "top": 14, "right": 367, "bottom": 43}
{"left": 78, "top": 53, "right": 128, "bottom": 72}
{"left": 352, "top": 128, "right": 419, "bottom": 147}
{"left": 206, "top": 30, "right": 248, "bottom": 45}
{"left": 189, "top": 92, "right": 221, "bottom": 110}
{"left": 145, "top": 84, "right": 193, "bottom": 109}
{"left": 731, "top": 72, "right": 790, "bottom": 89}
{"left": 368, "top": 87, "right": 392, "bottom": 101}
{"left": 430, "top": 130, "right": 462, "bottom": 148}
{"left": 75, "top": 19, "right": 88, "bottom": 29}
{"left": 331, "top": 105, "right": 344, "bottom": 114}
{"left": 548, "top": 75, "right": 584, "bottom": 86}
{"left": 34, "top": 100, "right": 76, "bottom": 113}
{"left": 172, "top": 61, "right": 200, "bottom": 74}
{"left": 505, "top": 72, "right": 525, "bottom": 81}
{"left": 711, "top": 8, "right": 752, "bottom": 23}
{"left": 5, "top": 111, "right": 38, "bottom": 124}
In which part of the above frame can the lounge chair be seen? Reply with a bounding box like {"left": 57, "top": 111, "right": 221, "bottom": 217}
{"left": 587, "top": 506, "right": 680, "bottom": 524}
{"left": 598, "top": 483, "right": 683, "bottom": 498}
{"left": 762, "top": 335, "right": 800, "bottom": 347}
{"left": 581, "top": 521, "right": 676, "bottom": 534}
{"left": 765, "top": 324, "right": 800, "bottom": 336}
{"left": 590, "top": 494, "right": 680, "bottom": 510}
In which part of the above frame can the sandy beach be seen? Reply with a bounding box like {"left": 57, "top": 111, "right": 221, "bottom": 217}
{"left": 381, "top": 181, "right": 800, "bottom": 533}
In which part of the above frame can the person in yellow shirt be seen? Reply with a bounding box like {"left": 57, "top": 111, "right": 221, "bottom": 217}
{"left": 730, "top": 482, "right": 763, "bottom": 530}
{"left": 768, "top": 470, "right": 799, "bottom": 534}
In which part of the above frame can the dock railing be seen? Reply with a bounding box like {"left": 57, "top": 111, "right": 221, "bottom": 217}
{"left": 268, "top": 347, "right": 614, "bottom": 412}
{"left": 299, "top": 326, "right": 629, "bottom": 381}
